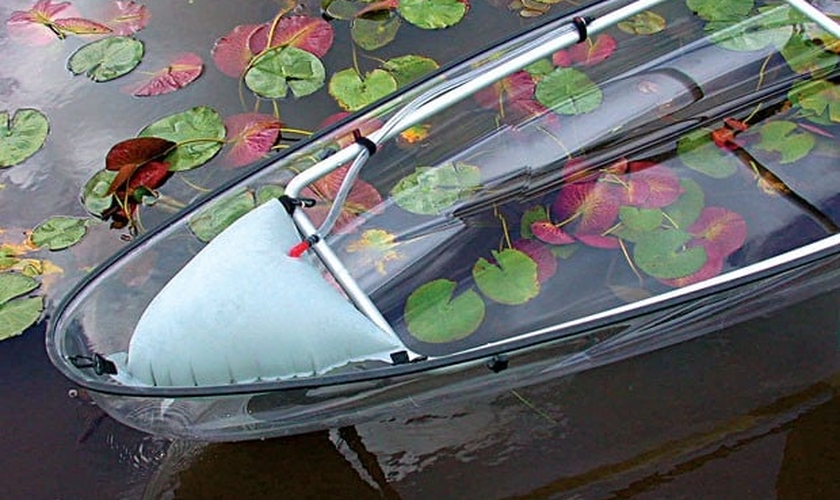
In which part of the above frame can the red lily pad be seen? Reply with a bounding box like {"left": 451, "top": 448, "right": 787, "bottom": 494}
{"left": 101, "top": 1, "right": 149, "bottom": 36}
{"left": 474, "top": 71, "right": 535, "bottom": 112}
{"left": 249, "top": 15, "right": 334, "bottom": 58}
{"left": 531, "top": 220, "right": 575, "bottom": 245}
{"left": 124, "top": 53, "right": 204, "bottom": 97}
{"left": 223, "top": 113, "right": 283, "bottom": 168}
{"left": 552, "top": 181, "right": 620, "bottom": 235}
{"left": 512, "top": 239, "right": 557, "bottom": 283}
{"left": 623, "top": 163, "right": 683, "bottom": 208}
{"left": 6, "top": 0, "right": 82, "bottom": 46}
{"left": 552, "top": 34, "right": 617, "bottom": 67}
{"left": 51, "top": 17, "right": 111, "bottom": 36}
{"left": 212, "top": 23, "right": 263, "bottom": 78}
{"left": 687, "top": 206, "right": 747, "bottom": 260}
{"left": 301, "top": 165, "right": 383, "bottom": 233}
{"left": 105, "top": 137, "right": 175, "bottom": 194}
{"left": 123, "top": 160, "right": 171, "bottom": 195}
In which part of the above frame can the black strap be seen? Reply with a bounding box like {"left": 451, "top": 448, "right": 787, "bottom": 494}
{"left": 572, "top": 16, "right": 590, "bottom": 43}
{"left": 278, "top": 195, "right": 316, "bottom": 214}
{"left": 353, "top": 129, "right": 377, "bottom": 156}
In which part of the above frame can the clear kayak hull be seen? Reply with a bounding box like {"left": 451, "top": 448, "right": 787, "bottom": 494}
{"left": 47, "top": 0, "right": 840, "bottom": 440}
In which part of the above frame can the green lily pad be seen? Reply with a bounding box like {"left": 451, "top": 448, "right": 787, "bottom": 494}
{"left": 663, "top": 178, "right": 705, "bottom": 229}
{"left": 404, "top": 279, "right": 485, "bottom": 343}
{"left": 67, "top": 36, "right": 144, "bottom": 82}
{"left": 703, "top": 6, "right": 793, "bottom": 52}
{"left": 752, "top": 120, "right": 815, "bottom": 164}
{"left": 399, "top": 0, "right": 467, "bottom": 30}
{"left": 677, "top": 129, "right": 739, "bottom": 178}
{"left": 520, "top": 205, "right": 549, "bottom": 239}
{"left": 789, "top": 79, "right": 840, "bottom": 124}
{"left": 618, "top": 11, "right": 666, "bottom": 35}
{"left": 139, "top": 106, "right": 225, "bottom": 172}
{"left": 473, "top": 249, "right": 540, "bottom": 305}
{"left": 535, "top": 67, "right": 602, "bottom": 115}
{"left": 382, "top": 55, "right": 439, "bottom": 87}
{"left": 82, "top": 169, "right": 118, "bottom": 217}
{"left": 329, "top": 68, "right": 398, "bottom": 112}
{"left": 390, "top": 162, "right": 481, "bottom": 215}
{"left": 0, "top": 296, "right": 43, "bottom": 341}
{"left": 188, "top": 190, "right": 256, "bottom": 242}
{"left": 323, "top": 0, "right": 360, "bottom": 20}
{"left": 244, "top": 46, "right": 326, "bottom": 99}
{"left": 30, "top": 216, "right": 89, "bottom": 250}
{"left": 352, "top": 10, "right": 401, "bottom": 51}
{"left": 780, "top": 32, "right": 838, "bottom": 75}
{"left": 0, "top": 272, "right": 39, "bottom": 305}
{"left": 256, "top": 184, "right": 285, "bottom": 206}
{"left": 620, "top": 206, "right": 663, "bottom": 232}
{"left": 524, "top": 58, "right": 555, "bottom": 78}
{"left": 0, "top": 272, "right": 42, "bottom": 341}
{"left": 686, "top": 0, "right": 753, "bottom": 22}
{"left": 633, "top": 228, "right": 707, "bottom": 280}
{"left": 0, "top": 109, "right": 49, "bottom": 168}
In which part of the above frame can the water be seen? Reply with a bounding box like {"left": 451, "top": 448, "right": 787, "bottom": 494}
{"left": 1, "top": 0, "right": 838, "bottom": 498}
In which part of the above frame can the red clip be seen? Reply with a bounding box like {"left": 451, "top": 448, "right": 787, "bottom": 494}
{"left": 288, "top": 235, "right": 320, "bottom": 258}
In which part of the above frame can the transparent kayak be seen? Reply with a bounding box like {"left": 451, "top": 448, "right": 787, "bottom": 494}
{"left": 47, "top": 0, "right": 840, "bottom": 441}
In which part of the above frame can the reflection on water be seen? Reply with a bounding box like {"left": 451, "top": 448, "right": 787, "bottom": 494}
{"left": 140, "top": 292, "right": 839, "bottom": 500}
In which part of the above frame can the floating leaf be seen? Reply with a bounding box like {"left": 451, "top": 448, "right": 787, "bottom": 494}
{"left": 633, "top": 228, "right": 707, "bottom": 280}
{"left": 619, "top": 206, "right": 663, "bottom": 232}
{"left": 512, "top": 239, "right": 557, "bottom": 283}
{"left": 382, "top": 55, "right": 439, "bottom": 87}
{"left": 125, "top": 53, "right": 204, "bottom": 97}
{"left": 686, "top": 0, "right": 753, "bottom": 23}
{"left": 52, "top": 17, "right": 111, "bottom": 36}
{"left": 789, "top": 79, "right": 840, "bottom": 124}
{"left": 323, "top": 0, "right": 364, "bottom": 20}
{"left": 624, "top": 163, "right": 684, "bottom": 208}
{"left": 302, "top": 165, "right": 383, "bottom": 233}
{"left": 138, "top": 106, "right": 225, "bottom": 171}
{"left": 552, "top": 34, "right": 617, "bottom": 67}
{"left": 256, "top": 184, "right": 285, "bottom": 205}
{"left": 188, "top": 190, "right": 256, "bottom": 242}
{"left": 346, "top": 229, "right": 403, "bottom": 274}
{"left": 552, "top": 182, "right": 620, "bottom": 235}
{"left": 688, "top": 207, "right": 747, "bottom": 259}
{"left": 536, "top": 67, "right": 602, "bottom": 115}
{"left": 352, "top": 10, "right": 401, "bottom": 51}
{"left": 752, "top": 120, "right": 815, "bottom": 164}
{"left": 245, "top": 46, "right": 326, "bottom": 99}
{"left": 223, "top": 113, "right": 282, "bottom": 168}
{"left": 329, "top": 68, "right": 398, "bottom": 112}
{"left": 391, "top": 162, "right": 481, "bottom": 215}
{"left": 82, "top": 169, "right": 118, "bottom": 217}
{"left": 404, "top": 279, "right": 484, "bottom": 343}
{"left": 102, "top": 1, "right": 150, "bottom": 35}
{"left": 122, "top": 160, "right": 171, "bottom": 197}
{"left": 399, "top": 0, "right": 467, "bottom": 30}
{"left": 29, "top": 216, "right": 88, "bottom": 250}
{"left": 249, "top": 16, "right": 334, "bottom": 58}
{"left": 5, "top": 0, "right": 82, "bottom": 46}
{"left": 105, "top": 137, "right": 175, "bottom": 173}
{"left": 0, "top": 272, "right": 39, "bottom": 305}
{"left": 618, "top": 11, "right": 666, "bottom": 35}
{"left": 531, "top": 221, "right": 576, "bottom": 245}
{"left": 0, "top": 109, "right": 49, "bottom": 168}
{"left": 473, "top": 249, "right": 540, "bottom": 305}
{"left": 781, "top": 32, "right": 839, "bottom": 75}
{"left": 212, "top": 23, "right": 263, "bottom": 77}
{"left": 520, "top": 205, "right": 549, "bottom": 239}
{"left": 67, "top": 36, "right": 144, "bottom": 82}
{"left": 703, "top": 5, "right": 793, "bottom": 52}
{"left": 0, "top": 294, "right": 43, "bottom": 341}
{"left": 677, "top": 128, "right": 740, "bottom": 178}
{"left": 474, "top": 71, "right": 535, "bottom": 112}
{"left": 664, "top": 178, "right": 705, "bottom": 229}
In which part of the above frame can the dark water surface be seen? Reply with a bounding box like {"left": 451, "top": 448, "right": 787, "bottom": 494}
{"left": 1, "top": 0, "right": 839, "bottom": 498}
